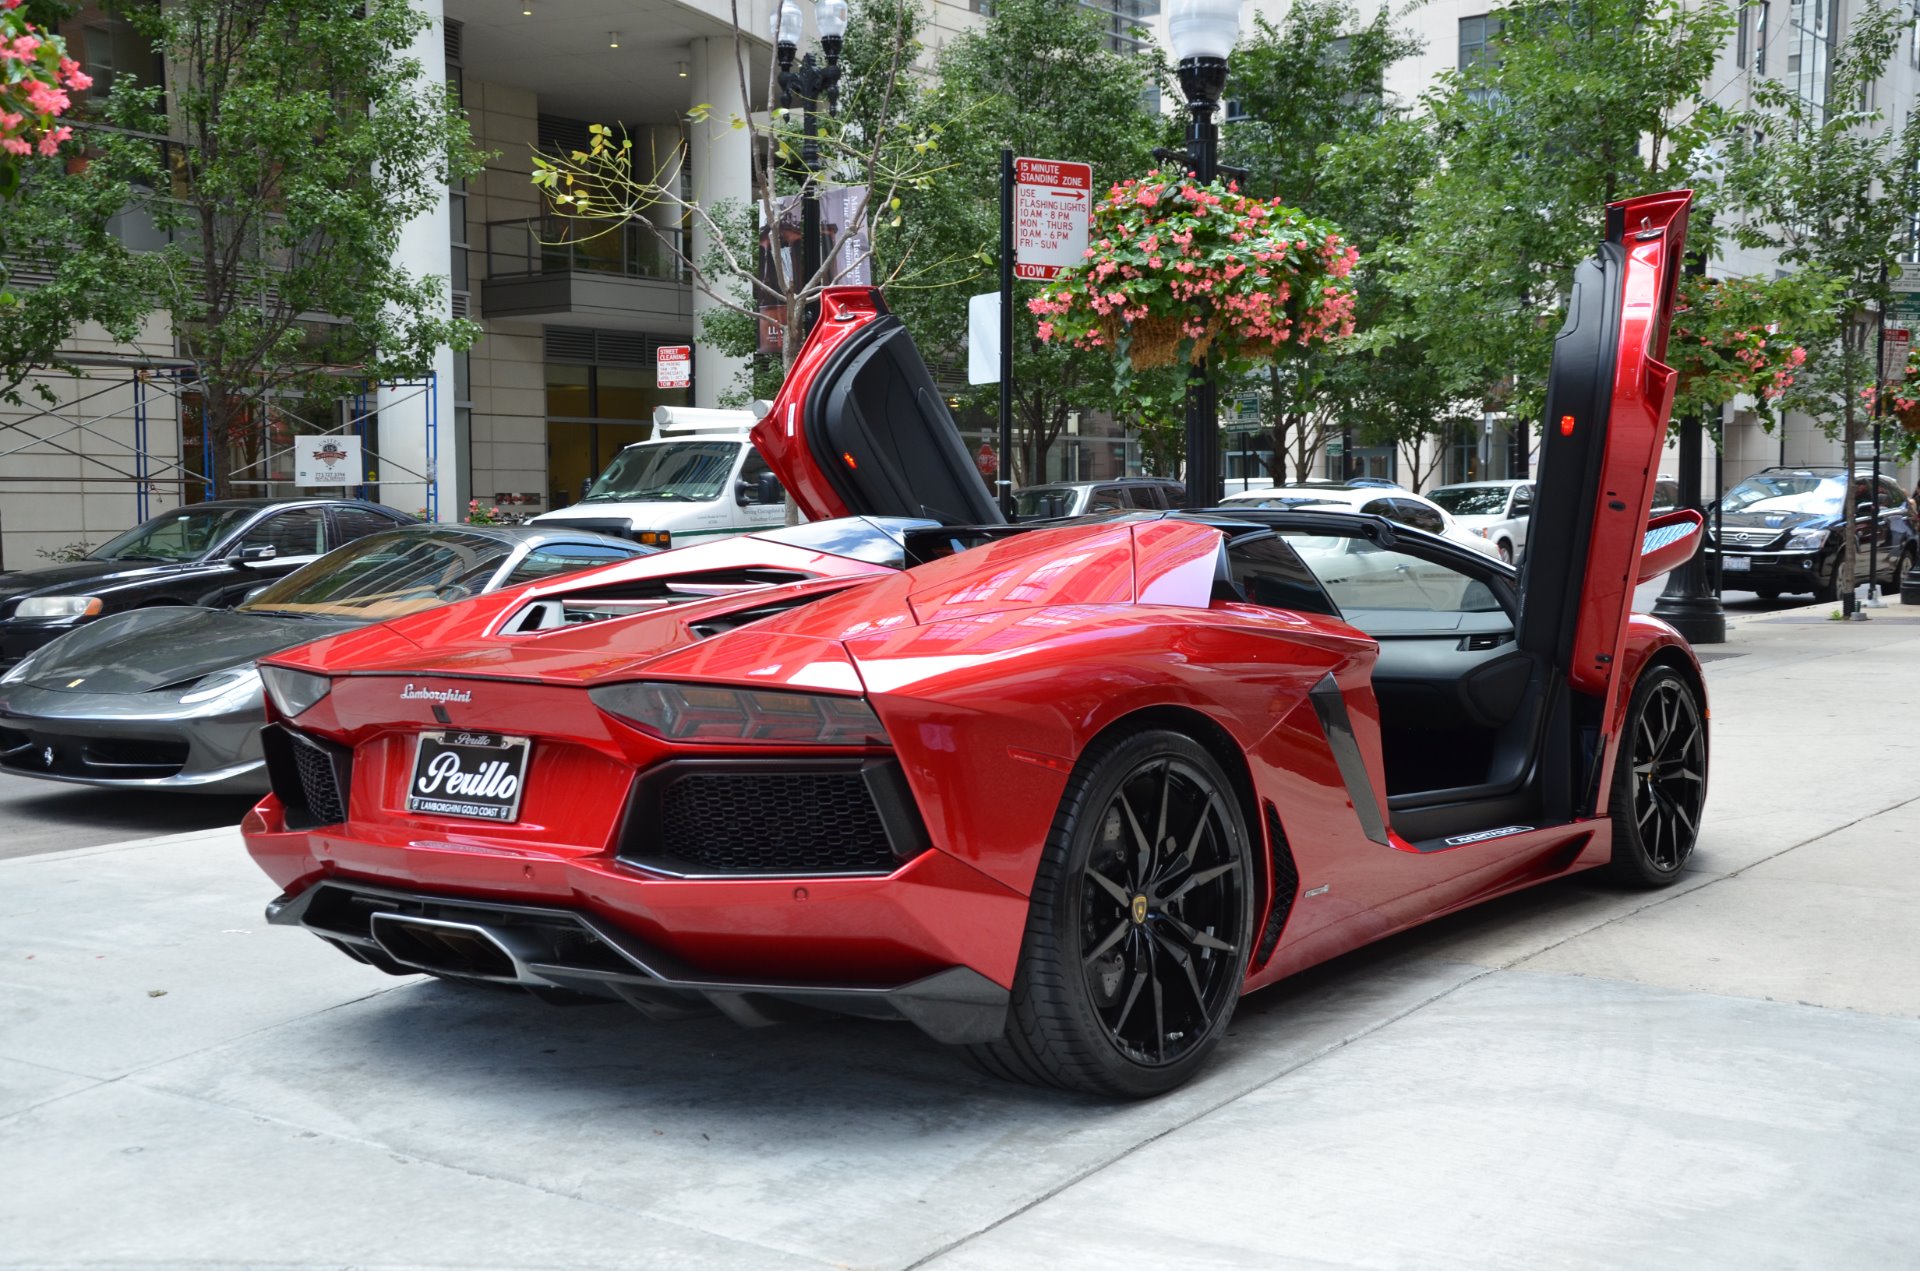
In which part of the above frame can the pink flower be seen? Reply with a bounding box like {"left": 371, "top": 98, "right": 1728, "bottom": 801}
{"left": 0, "top": 136, "right": 29, "bottom": 157}
{"left": 1036, "top": 321, "right": 1054, "bottom": 341}
{"left": 23, "top": 81, "right": 68, "bottom": 117}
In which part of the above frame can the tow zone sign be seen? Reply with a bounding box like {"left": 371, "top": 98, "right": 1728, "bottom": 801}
{"left": 1013, "top": 157, "right": 1092, "bottom": 281}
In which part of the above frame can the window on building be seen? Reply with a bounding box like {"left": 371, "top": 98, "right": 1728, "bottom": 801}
{"left": 1755, "top": 1, "right": 1769, "bottom": 74}
{"left": 1458, "top": 15, "right": 1502, "bottom": 103}
{"left": 1738, "top": 2, "right": 1751, "bottom": 68}
{"left": 1787, "top": 0, "right": 1837, "bottom": 117}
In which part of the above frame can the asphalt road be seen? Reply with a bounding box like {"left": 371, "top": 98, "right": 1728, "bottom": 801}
{"left": 5, "top": 596, "right": 1920, "bottom": 1268}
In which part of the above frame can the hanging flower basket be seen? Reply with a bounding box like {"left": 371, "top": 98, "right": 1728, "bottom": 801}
{"left": 1029, "top": 172, "right": 1358, "bottom": 379}
{"left": 1667, "top": 276, "right": 1808, "bottom": 421}
{"left": 1861, "top": 345, "right": 1920, "bottom": 434}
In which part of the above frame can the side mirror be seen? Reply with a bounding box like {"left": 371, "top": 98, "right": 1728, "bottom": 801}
{"left": 241, "top": 584, "right": 270, "bottom": 603}
{"left": 234, "top": 545, "right": 276, "bottom": 564}
{"left": 738, "top": 473, "right": 784, "bottom": 506}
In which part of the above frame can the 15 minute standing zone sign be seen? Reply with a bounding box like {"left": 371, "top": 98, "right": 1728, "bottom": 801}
{"left": 1013, "top": 156, "right": 1092, "bottom": 281}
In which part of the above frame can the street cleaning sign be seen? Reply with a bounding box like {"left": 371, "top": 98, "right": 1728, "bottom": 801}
{"left": 1013, "top": 156, "right": 1092, "bottom": 281}
{"left": 657, "top": 344, "right": 691, "bottom": 390}
{"left": 1881, "top": 328, "right": 1911, "bottom": 383}
{"left": 294, "top": 435, "right": 361, "bottom": 488}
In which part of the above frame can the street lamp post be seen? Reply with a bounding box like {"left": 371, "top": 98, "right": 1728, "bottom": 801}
{"left": 773, "top": 0, "right": 847, "bottom": 325}
{"left": 1168, "top": 0, "right": 1240, "bottom": 510}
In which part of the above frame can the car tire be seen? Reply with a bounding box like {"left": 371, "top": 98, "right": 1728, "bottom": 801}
{"left": 1607, "top": 665, "right": 1706, "bottom": 888}
{"left": 1753, "top": 586, "right": 1781, "bottom": 600}
{"left": 969, "top": 727, "right": 1254, "bottom": 1098}
{"left": 1812, "top": 560, "right": 1840, "bottom": 603}
{"left": 1497, "top": 540, "right": 1514, "bottom": 564}
{"left": 1887, "top": 547, "right": 1914, "bottom": 592}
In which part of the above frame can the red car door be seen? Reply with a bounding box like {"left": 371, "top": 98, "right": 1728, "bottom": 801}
{"left": 750, "top": 288, "right": 1006, "bottom": 527}
{"left": 1516, "top": 189, "right": 1693, "bottom": 811}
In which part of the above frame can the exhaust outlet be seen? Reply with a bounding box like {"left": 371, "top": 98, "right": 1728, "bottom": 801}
{"left": 369, "top": 912, "right": 528, "bottom": 983}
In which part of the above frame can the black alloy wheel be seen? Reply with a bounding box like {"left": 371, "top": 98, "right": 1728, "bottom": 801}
{"left": 971, "top": 728, "right": 1253, "bottom": 1098}
{"left": 1608, "top": 666, "right": 1707, "bottom": 886}
{"left": 1888, "top": 547, "right": 1914, "bottom": 592}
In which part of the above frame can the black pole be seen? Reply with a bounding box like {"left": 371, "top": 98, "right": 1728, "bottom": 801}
{"left": 800, "top": 62, "right": 821, "bottom": 327}
{"left": 999, "top": 149, "right": 1015, "bottom": 518}
{"left": 1868, "top": 294, "right": 1886, "bottom": 603}
{"left": 1178, "top": 57, "right": 1226, "bottom": 510}
{"left": 1650, "top": 241, "right": 1725, "bottom": 643}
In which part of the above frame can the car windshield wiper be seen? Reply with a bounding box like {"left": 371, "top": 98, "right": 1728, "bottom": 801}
{"left": 105, "top": 553, "right": 172, "bottom": 562}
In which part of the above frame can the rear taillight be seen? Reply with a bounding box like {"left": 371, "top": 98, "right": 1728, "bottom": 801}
{"left": 589, "top": 682, "right": 888, "bottom": 745}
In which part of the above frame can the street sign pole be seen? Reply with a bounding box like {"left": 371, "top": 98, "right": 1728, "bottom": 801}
{"left": 998, "top": 149, "right": 1014, "bottom": 520}
{"left": 1003, "top": 154, "right": 1092, "bottom": 518}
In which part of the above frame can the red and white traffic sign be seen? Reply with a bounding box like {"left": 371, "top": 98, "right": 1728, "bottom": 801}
{"left": 1013, "top": 156, "right": 1092, "bottom": 281}
{"left": 1881, "top": 328, "right": 1911, "bottom": 384}
{"left": 657, "top": 344, "right": 691, "bottom": 390}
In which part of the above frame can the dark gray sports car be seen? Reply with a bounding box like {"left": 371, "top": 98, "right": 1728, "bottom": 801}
{"left": 0, "top": 524, "right": 646, "bottom": 793}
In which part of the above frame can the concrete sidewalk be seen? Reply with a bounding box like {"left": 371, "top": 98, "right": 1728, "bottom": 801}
{"left": 3, "top": 603, "right": 1919, "bottom": 1270}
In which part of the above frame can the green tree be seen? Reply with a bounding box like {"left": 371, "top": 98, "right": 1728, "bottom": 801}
{"left": 0, "top": 95, "right": 167, "bottom": 408}
{"left": 1393, "top": 0, "right": 1733, "bottom": 435}
{"left": 1721, "top": 0, "right": 1920, "bottom": 600}
{"left": 105, "top": 0, "right": 481, "bottom": 496}
{"left": 894, "top": 0, "right": 1166, "bottom": 484}
{"left": 1222, "top": 3, "right": 1443, "bottom": 483}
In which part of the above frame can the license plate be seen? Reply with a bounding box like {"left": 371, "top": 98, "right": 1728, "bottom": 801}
{"left": 407, "top": 731, "right": 530, "bottom": 823}
{"left": 1723, "top": 555, "right": 1750, "bottom": 572}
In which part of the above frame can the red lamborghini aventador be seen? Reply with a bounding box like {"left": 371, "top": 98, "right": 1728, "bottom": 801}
{"left": 242, "top": 191, "right": 1710, "bottom": 1096}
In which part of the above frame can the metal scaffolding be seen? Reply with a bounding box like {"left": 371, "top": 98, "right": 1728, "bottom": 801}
{"left": 0, "top": 356, "right": 442, "bottom": 522}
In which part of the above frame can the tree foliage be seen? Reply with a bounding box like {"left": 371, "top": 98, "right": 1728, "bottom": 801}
{"left": 893, "top": 0, "right": 1168, "bottom": 484}
{"left": 97, "top": 0, "right": 483, "bottom": 495}
{"left": 1216, "top": 2, "right": 1448, "bottom": 484}
{"left": 1390, "top": 0, "right": 1732, "bottom": 433}
{"left": 1720, "top": 0, "right": 1920, "bottom": 591}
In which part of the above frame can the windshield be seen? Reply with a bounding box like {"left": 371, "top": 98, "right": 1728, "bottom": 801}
{"left": 238, "top": 529, "right": 510, "bottom": 619}
{"left": 1014, "top": 488, "right": 1077, "bottom": 518}
{"left": 89, "top": 506, "right": 256, "bottom": 562}
{"left": 1223, "top": 496, "right": 1345, "bottom": 510}
{"left": 1428, "top": 486, "right": 1511, "bottom": 516}
{"left": 1719, "top": 475, "right": 1844, "bottom": 516}
{"left": 749, "top": 516, "right": 940, "bottom": 569}
{"left": 580, "top": 440, "right": 740, "bottom": 504}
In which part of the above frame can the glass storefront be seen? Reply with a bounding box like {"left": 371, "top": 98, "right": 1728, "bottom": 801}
{"left": 545, "top": 364, "right": 687, "bottom": 509}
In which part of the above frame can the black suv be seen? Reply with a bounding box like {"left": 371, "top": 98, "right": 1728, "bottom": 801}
{"left": 0, "top": 498, "right": 413, "bottom": 669}
{"left": 1708, "top": 467, "right": 1915, "bottom": 601}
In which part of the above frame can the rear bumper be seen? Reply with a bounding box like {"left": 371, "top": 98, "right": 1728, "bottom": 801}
{"left": 242, "top": 784, "right": 1034, "bottom": 1036}
{"left": 265, "top": 876, "right": 1010, "bottom": 1044}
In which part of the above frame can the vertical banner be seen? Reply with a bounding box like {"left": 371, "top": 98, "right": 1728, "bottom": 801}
{"left": 758, "top": 186, "right": 872, "bottom": 355}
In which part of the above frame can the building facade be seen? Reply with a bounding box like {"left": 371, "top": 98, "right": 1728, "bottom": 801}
{"left": 3, "top": 0, "right": 1914, "bottom": 569}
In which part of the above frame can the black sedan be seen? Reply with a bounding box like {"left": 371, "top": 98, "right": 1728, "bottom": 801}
{"left": 1707, "top": 467, "right": 1916, "bottom": 601}
{"left": 0, "top": 499, "right": 413, "bottom": 670}
{"left": 0, "top": 524, "right": 646, "bottom": 794}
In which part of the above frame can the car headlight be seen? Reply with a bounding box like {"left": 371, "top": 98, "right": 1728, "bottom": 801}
{"left": 178, "top": 666, "right": 263, "bottom": 707}
{"left": 14, "top": 595, "right": 103, "bottom": 620}
{"left": 260, "top": 665, "right": 331, "bottom": 718}
{"left": 1785, "top": 527, "right": 1829, "bottom": 551}
{"left": 590, "top": 682, "right": 889, "bottom": 745}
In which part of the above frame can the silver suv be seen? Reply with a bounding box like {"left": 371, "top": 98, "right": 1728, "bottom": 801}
{"left": 1013, "top": 478, "right": 1187, "bottom": 519}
